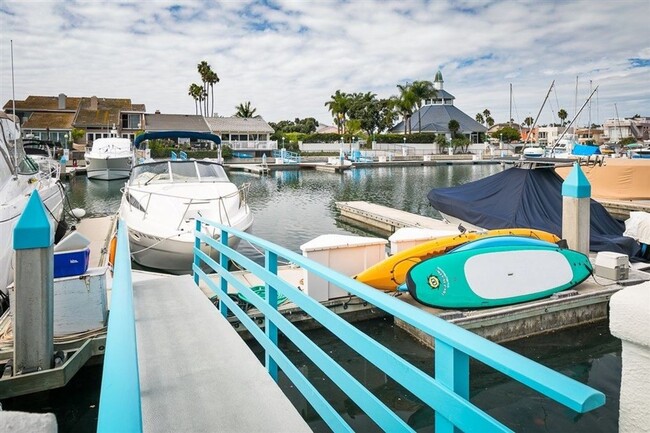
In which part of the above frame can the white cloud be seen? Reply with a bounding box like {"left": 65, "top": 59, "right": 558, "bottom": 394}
{"left": 1, "top": 0, "right": 648, "bottom": 126}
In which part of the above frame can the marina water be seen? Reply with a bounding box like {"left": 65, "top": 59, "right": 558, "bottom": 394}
{"left": 3, "top": 164, "right": 620, "bottom": 432}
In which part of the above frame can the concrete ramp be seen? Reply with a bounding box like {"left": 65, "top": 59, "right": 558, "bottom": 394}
{"left": 133, "top": 275, "right": 311, "bottom": 433}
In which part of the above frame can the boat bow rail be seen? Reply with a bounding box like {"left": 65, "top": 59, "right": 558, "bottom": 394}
{"left": 192, "top": 217, "right": 606, "bottom": 432}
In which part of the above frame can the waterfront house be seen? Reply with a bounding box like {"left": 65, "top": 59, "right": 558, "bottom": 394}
{"left": 3, "top": 94, "right": 145, "bottom": 146}
{"left": 602, "top": 116, "right": 650, "bottom": 144}
{"left": 205, "top": 115, "right": 276, "bottom": 152}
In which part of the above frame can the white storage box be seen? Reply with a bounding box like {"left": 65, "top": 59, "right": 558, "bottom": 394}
{"left": 388, "top": 227, "right": 460, "bottom": 255}
{"left": 300, "top": 235, "right": 387, "bottom": 301}
{"left": 594, "top": 252, "right": 629, "bottom": 281}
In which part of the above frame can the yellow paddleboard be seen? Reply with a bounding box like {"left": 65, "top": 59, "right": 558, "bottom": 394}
{"left": 354, "top": 228, "right": 561, "bottom": 291}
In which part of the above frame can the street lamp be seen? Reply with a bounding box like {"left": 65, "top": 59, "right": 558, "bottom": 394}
{"left": 282, "top": 137, "right": 285, "bottom": 149}
{"left": 64, "top": 133, "right": 69, "bottom": 149}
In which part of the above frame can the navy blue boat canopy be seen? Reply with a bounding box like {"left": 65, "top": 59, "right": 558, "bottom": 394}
{"left": 427, "top": 167, "right": 641, "bottom": 258}
{"left": 134, "top": 131, "right": 222, "bottom": 149}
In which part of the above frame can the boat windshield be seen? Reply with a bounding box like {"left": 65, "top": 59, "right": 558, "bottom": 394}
{"left": 130, "top": 160, "right": 229, "bottom": 185}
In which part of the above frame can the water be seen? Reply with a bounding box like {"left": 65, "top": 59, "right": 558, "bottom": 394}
{"left": 1, "top": 165, "right": 620, "bottom": 432}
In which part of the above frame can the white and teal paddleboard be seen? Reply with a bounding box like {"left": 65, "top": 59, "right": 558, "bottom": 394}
{"left": 405, "top": 236, "right": 593, "bottom": 308}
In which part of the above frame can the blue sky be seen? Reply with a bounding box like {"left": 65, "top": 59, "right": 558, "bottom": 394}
{"left": 1, "top": 0, "right": 649, "bottom": 127}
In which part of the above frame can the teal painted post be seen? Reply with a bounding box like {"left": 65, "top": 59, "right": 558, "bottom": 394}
{"left": 13, "top": 191, "right": 54, "bottom": 374}
{"left": 193, "top": 219, "right": 201, "bottom": 285}
{"left": 435, "top": 339, "right": 470, "bottom": 433}
{"left": 219, "top": 229, "right": 229, "bottom": 317}
{"left": 265, "top": 250, "right": 279, "bottom": 381}
{"left": 562, "top": 162, "right": 591, "bottom": 255}
{"left": 98, "top": 219, "right": 142, "bottom": 433}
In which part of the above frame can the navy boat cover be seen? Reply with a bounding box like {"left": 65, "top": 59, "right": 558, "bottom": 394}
{"left": 427, "top": 167, "right": 641, "bottom": 258}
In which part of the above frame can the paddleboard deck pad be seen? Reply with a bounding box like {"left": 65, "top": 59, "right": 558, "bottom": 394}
{"left": 405, "top": 236, "right": 593, "bottom": 308}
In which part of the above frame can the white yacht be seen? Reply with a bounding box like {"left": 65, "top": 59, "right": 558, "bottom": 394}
{"left": 118, "top": 158, "right": 253, "bottom": 273}
{"left": 0, "top": 112, "right": 65, "bottom": 296}
{"left": 84, "top": 137, "right": 134, "bottom": 180}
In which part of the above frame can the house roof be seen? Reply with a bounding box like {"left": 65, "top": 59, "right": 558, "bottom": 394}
{"left": 22, "top": 112, "right": 75, "bottom": 130}
{"left": 3, "top": 95, "right": 82, "bottom": 111}
{"left": 390, "top": 105, "right": 487, "bottom": 134}
{"left": 143, "top": 113, "right": 211, "bottom": 132}
{"left": 205, "top": 116, "right": 274, "bottom": 133}
{"left": 74, "top": 97, "right": 139, "bottom": 128}
{"left": 429, "top": 89, "right": 455, "bottom": 101}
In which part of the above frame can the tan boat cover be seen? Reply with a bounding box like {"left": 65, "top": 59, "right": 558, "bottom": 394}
{"left": 556, "top": 159, "right": 650, "bottom": 200}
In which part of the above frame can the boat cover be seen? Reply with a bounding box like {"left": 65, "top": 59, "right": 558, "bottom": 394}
{"left": 427, "top": 167, "right": 641, "bottom": 258}
{"left": 556, "top": 159, "right": 650, "bottom": 200}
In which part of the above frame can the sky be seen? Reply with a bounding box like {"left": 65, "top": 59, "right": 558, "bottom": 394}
{"left": 1, "top": 0, "right": 649, "bottom": 128}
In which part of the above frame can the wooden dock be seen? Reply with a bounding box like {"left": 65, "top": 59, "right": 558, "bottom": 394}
{"left": 596, "top": 198, "right": 650, "bottom": 220}
{"left": 336, "top": 200, "right": 453, "bottom": 235}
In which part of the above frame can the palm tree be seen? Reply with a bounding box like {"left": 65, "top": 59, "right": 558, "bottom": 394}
{"left": 197, "top": 60, "right": 211, "bottom": 115}
{"left": 396, "top": 84, "right": 417, "bottom": 134}
{"left": 206, "top": 70, "right": 220, "bottom": 117}
{"left": 188, "top": 83, "right": 203, "bottom": 115}
{"left": 324, "top": 90, "right": 350, "bottom": 135}
{"left": 235, "top": 101, "right": 257, "bottom": 118}
{"left": 475, "top": 113, "right": 484, "bottom": 125}
{"left": 448, "top": 119, "right": 460, "bottom": 138}
{"left": 410, "top": 80, "right": 437, "bottom": 133}
{"left": 558, "top": 109, "right": 568, "bottom": 126}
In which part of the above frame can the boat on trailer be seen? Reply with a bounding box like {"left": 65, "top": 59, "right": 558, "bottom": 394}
{"left": 119, "top": 131, "right": 253, "bottom": 273}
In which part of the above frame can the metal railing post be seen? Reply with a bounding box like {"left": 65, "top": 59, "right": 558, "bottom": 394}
{"left": 265, "top": 250, "right": 279, "bottom": 381}
{"left": 193, "top": 219, "right": 201, "bottom": 285}
{"left": 435, "top": 339, "right": 470, "bottom": 433}
{"left": 219, "top": 229, "right": 229, "bottom": 318}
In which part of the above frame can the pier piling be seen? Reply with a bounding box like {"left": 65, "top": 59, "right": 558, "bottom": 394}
{"left": 12, "top": 191, "right": 54, "bottom": 374}
{"left": 562, "top": 162, "right": 591, "bottom": 255}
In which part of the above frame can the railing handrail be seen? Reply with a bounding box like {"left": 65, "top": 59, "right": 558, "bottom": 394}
{"left": 193, "top": 217, "right": 605, "bottom": 431}
{"left": 97, "top": 219, "right": 142, "bottom": 433}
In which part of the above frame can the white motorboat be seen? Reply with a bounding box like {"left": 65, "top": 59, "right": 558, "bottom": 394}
{"left": 119, "top": 158, "right": 253, "bottom": 273}
{"left": 84, "top": 137, "right": 134, "bottom": 180}
{"left": 0, "top": 112, "right": 65, "bottom": 297}
{"left": 23, "top": 138, "right": 63, "bottom": 180}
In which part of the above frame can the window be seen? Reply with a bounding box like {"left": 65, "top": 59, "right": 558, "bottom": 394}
{"left": 122, "top": 113, "right": 141, "bottom": 129}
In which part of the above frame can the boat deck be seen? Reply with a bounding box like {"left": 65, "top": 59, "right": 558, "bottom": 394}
{"left": 133, "top": 274, "right": 310, "bottom": 432}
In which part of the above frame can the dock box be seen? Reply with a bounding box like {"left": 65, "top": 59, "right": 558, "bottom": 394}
{"left": 594, "top": 251, "right": 629, "bottom": 281}
{"left": 300, "top": 235, "right": 387, "bottom": 302}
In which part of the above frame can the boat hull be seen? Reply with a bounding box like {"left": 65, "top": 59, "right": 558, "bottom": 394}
{"left": 405, "top": 240, "right": 592, "bottom": 308}
{"left": 0, "top": 181, "right": 65, "bottom": 293}
{"left": 128, "top": 224, "right": 248, "bottom": 274}
{"left": 354, "top": 228, "right": 560, "bottom": 291}
{"left": 85, "top": 156, "right": 132, "bottom": 180}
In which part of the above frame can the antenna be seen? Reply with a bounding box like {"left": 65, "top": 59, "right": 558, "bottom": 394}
{"left": 550, "top": 85, "right": 599, "bottom": 152}
{"left": 11, "top": 40, "right": 18, "bottom": 172}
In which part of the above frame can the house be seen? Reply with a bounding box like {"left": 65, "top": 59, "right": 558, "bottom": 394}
{"left": 536, "top": 126, "right": 574, "bottom": 146}
{"left": 389, "top": 71, "right": 487, "bottom": 142}
{"left": 204, "top": 115, "right": 276, "bottom": 151}
{"left": 3, "top": 93, "right": 145, "bottom": 146}
{"left": 602, "top": 117, "right": 650, "bottom": 144}
{"left": 575, "top": 127, "right": 605, "bottom": 145}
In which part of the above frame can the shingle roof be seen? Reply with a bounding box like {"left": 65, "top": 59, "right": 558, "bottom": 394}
{"left": 205, "top": 116, "right": 274, "bottom": 133}
{"left": 3, "top": 95, "right": 82, "bottom": 111}
{"left": 22, "top": 112, "right": 75, "bottom": 129}
{"left": 74, "top": 97, "right": 135, "bottom": 127}
{"left": 390, "top": 105, "right": 487, "bottom": 134}
{"left": 143, "top": 114, "right": 211, "bottom": 132}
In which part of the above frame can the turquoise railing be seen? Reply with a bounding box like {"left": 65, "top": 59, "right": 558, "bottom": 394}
{"left": 193, "top": 217, "right": 605, "bottom": 432}
{"left": 97, "top": 219, "right": 142, "bottom": 433}
{"left": 272, "top": 148, "right": 301, "bottom": 163}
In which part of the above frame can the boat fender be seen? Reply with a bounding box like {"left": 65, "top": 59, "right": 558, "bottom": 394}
{"left": 108, "top": 235, "right": 117, "bottom": 267}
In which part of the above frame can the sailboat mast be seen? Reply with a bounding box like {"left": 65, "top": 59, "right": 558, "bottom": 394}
{"left": 551, "top": 85, "right": 599, "bottom": 151}
{"left": 588, "top": 80, "right": 592, "bottom": 141}
{"left": 525, "top": 80, "right": 554, "bottom": 145}
{"left": 509, "top": 83, "right": 512, "bottom": 127}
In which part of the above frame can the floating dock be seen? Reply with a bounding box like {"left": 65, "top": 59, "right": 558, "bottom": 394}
{"left": 336, "top": 200, "right": 454, "bottom": 235}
